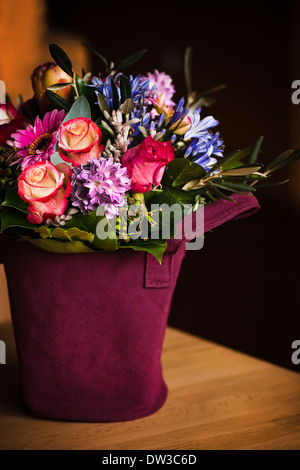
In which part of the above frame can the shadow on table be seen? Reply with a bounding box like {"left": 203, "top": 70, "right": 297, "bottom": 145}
{"left": 0, "top": 322, "right": 22, "bottom": 416}
{"left": 168, "top": 193, "right": 300, "bottom": 374}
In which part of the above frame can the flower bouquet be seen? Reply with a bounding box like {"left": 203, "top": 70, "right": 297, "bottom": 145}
{"left": 0, "top": 44, "right": 299, "bottom": 422}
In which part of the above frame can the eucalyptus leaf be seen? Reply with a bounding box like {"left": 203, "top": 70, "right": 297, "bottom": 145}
{"left": 49, "top": 44, "right": 73, "bottom": 77}
{"left": 50, "top": 151, "right": 66, "bottom": 166}
{"left": 63, "top": 95, "right": 91, "bottom": 122}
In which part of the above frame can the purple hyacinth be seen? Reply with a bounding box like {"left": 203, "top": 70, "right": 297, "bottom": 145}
{"left": 70, "top": 157, "right": 131, "bottom": 219}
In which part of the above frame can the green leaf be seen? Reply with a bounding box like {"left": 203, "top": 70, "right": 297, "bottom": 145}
{"left": 145, "top": 185, "right": 194, "bottom": 240}
{"left": 74, "top": 76, "right": 99, "bottom": 119}
{"left": 115, "top": 49, "right": 147, "bottom": 71}
{"left": 0, "top": 208, "right": 35, "bottom": 232}
{"left": 248, "top": 136, "right": 264, "bottom": 164}
{"left": 184, "top": 46, "right": 193, "bottom": 98}
{"left": 45, "top": 89, "right": 72, "bottom": 111}
{"left": 98, "top": 125, "right": 112, "bottom": 145}
{"left": 49, "top": 43, "right": 73, "bottom": 77}
{"left": 211, "top": 179, "right": 256, "bottom": 193}
{"left": 74, "top": 75, "right": 86, "bottom": 95}
{"left": 1, "top": 188, "right": 28, "bottom": 213}
{"left": 97, "top": 93, "right": 111, "bottom": 114}
{"left": 202, "top": 186, "right": 234, "bottom": 202}
{"left": 255, "top": 179, "right": 289, "bottom": 189}
{"left": 82, "top": 72, "right": 92, "bottom": 83}
{"left": 63, "top": 211, "right": 118, "bottom": 252}
{"left": 220, "top": 165, "right": 261, "bottom": 176}
{"left": 110, "top": 79, "right": 120, "bottom": 110}
{"left": 119, "top": 240, "right": 167, "bottom": 264}
{"left": 28, "top": 238, "right": 94, "bottom": 254}
{"left": 265, "top": 148, "right": 300, "bottom": 173}
{"left": 212, "top": 146, "right": 253, "bottom": 173}
{"left": 120, "top": 75, "right": 132, "bottom": 102}
{"left": 163, "top": 159, "right": 206, "bottom": 187}
{"left": 91, "top": 218, "right": 118, "bottom": 252}
{"left": 63, "top": 211, "right": 97, "bottom": 231}
{"left": 81, "top": 43, "right": 108, "bottom": 70}
{"left": 146, "top": 184, "right": 195, "bottom": 208}
{"left": 47, "top": 82, "right": 72, "bottom": 91}
{"left": 173, "top": 162, "right": 206, "bottom": 187}
{"left": 120, "top": 98, "right": 134, "bottom": 115}
{"left": 63, "top": 95, "right": 91, "bottom": 122}
{"left": 34, "top": 225, "right": 94, "bottom": 243}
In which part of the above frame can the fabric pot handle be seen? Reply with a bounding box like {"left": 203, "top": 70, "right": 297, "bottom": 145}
{"left": 145, "top": 193, "right": 260, "bottom": 288}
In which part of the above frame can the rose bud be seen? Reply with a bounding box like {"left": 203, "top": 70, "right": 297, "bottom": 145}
{"left": 31, "top": 62, "right": 73, "bottom": 114}
{"left": 58, "top": 117, "right": 104, "bottom": 167}
{"left": 121, "top": 135, "right": 175, "bottom": 193}
{"left": 18, "top": 161, "right": 71, "bottom": 224}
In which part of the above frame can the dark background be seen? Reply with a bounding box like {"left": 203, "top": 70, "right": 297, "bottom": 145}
{"left": 46, "top": 0, "right": 300, "bottom": 372}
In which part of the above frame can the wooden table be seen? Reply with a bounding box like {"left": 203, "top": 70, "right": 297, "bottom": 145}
{"left": 1, "top": 319, "right": 300, "bottom": 450}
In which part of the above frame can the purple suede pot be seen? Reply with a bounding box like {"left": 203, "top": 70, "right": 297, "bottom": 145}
{"left": 0, "top": 193, "right": 259, "bottom": 422}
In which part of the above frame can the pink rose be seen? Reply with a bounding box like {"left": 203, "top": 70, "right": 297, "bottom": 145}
{"left": 58, "top": 117, "right": 103, "bottom": 167}
{"left": 18, "top": 161, "right": 71, "bottom": 224}
{"left": 121, "top": 135, "right": 175, "bottom": 193}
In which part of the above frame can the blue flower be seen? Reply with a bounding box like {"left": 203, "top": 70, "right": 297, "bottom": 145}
{"left": 184, "top": 110, "right": 219, "bottom": 140}
{"left": 91, "top": 76, "right": 118, "bottom": 111}
{"left": 130, "top": 75, "right": 149, "bottom": 104}
{"left": 185, "top": 132, "right": 224, "bottom": 171}
{"left": 129, "top": 107, "right": 151, "bottom": 136}
{"left": 90, "top": 75, "right": 149, "bottom": 111}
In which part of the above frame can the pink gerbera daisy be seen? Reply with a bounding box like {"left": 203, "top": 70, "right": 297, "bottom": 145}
{"left": 9, "top": 109, "right": 66, "bottom": 170}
